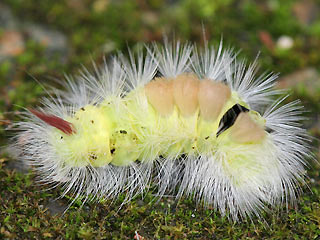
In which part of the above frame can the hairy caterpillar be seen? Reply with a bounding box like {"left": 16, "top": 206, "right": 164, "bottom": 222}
{"left": 12, "top": 41, "right": 310, "bottom": 221}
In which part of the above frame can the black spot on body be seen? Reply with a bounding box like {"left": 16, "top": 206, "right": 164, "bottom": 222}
{"left": 120, "top": 130, "right": 127, "bottom": 134}
{"left": 216, "top": 104, "right": 249, "bottom": 137}
{"left": 154, "top": 70, "right": 163, "bottom": 78}
{"left": 91, "top": 120, "right": 94, "bottom": 124}
{"left": 205, "top": 136, "right": 209, "bottom": 140}
{"left": 89, "top": 153, "right": 97, "bottom": 160}
{"left": 81, "top": 107, "right": 85, "bottom": 111}
{"left": 110, "top": 148, "right": 115, "bottom": 154}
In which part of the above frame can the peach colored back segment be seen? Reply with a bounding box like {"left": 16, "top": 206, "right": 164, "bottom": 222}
{"left": 145, "top": 74, "right": 231, "bottom": 122}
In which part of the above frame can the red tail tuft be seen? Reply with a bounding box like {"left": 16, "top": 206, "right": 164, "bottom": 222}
{"left": 30, "top": 109, "right": 75, "bottom": 135}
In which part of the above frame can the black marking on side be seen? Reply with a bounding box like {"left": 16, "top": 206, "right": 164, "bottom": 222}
{"left": 154, "top": 70, "right": 163, "bottom": 78}
{"left": 216, "top": 104, "right": 249, "bottom": 137}
{"left": 89, "top": 153, "right": 97, "bottom": 160}
{"left": 110, "top": 148, "right": 116, "bottom": 154}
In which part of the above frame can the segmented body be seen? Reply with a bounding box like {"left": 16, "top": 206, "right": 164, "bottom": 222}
{"left": 53, "top": 73, "right": 265, "bottom": 168}
{"left": 13, "top": 42, "right": 310, "bottom": 220}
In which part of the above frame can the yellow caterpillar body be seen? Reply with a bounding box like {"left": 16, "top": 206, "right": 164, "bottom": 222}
{"left": 55, "top": 73, "right": 265, "bottom": 168}
{"left": 13, "top": 42, "right": 310, "bottom": 220}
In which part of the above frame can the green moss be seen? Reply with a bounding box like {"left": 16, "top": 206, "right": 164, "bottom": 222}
{"left": 0, "top": 156, "right": 319, "bottom": 239}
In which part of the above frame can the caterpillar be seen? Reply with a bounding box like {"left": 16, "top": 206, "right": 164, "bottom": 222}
{"left": 12, "top": 41, "right": 310, "bottom": 221}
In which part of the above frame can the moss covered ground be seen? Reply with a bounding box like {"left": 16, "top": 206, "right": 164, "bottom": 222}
{"left": 1, "top": 0, "right": 320, "bottom": 239}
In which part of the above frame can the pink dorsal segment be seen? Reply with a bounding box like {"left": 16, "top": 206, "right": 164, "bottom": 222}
{"left": 30, "top": 109, "right": 75, "bottom": 135}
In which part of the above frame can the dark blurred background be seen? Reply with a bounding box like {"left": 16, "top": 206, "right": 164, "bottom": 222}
{"left": 1, "top": 0, "right": 320, "bottom": 108}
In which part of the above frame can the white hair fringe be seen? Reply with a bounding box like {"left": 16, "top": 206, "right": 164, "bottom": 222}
{"left": 11, "top": 40, "right": 311, "bottom": 221}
